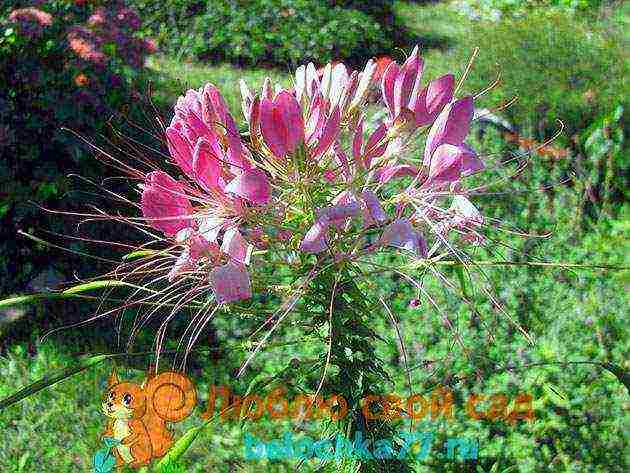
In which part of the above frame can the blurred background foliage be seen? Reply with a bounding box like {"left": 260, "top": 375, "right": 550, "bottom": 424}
{"left": 0, "top": 0, "right": 628, "bottom": 472}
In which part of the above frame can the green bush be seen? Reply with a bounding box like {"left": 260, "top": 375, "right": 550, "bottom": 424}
{"left": 465, "top": 11, "right": 628, "bottom": 139}
{"left": 453, "top": 0, "right": 607, "bottom": 20}
{"left": 0, "top": 1, "right": 155, "bottom": 294}
{"left": 132, "top": 0, "right": 392, "bottom": 67}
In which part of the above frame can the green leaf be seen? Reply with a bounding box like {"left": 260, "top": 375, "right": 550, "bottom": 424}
{"left": 154, "top": 421, "right": 213, "bottom": 472}
{"left": 0, "top": 354, "right": 113, "bottom": 411}
{"left": 0, "top": 280, "right": 152, "bottom": 310}
{"left": 454, "top": 265, "right": 469, "bottom": 299}
{"left": 122, "top": 250, "right": 158, "bottom": 261}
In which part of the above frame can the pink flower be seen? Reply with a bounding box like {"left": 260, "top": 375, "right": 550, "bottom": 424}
{"left": 143, "top": 38, "right": 158, "bottom": 54}
{"left": 423, "top": 96, "right": 474, "bottom": 165}
{"left": 379, "top": 219, "right": 428, "bottom": 258}
{"left": 209, "top": 262, "right": 252, "bottom": 304}
{"left": 414, "top": 74, "right": 455, "bottom": 127}
{"left": 382, "top": 46, "right": 423, "bottom": 123}
{"left": 260, "top": 90, "right": 304, "bottom": 159}
{"left": 428, "top": 143, "right": 484, "bottom": 183}
{"left": 224, "top": 168, "right": 271, "bottom": 205}
{"left": 299, "top": 216, "right": 330, "bottom": 254}
{"left": 67, "top": 28, "right": 107, "bottom": 64}
{"left": 352, "top": 119, "right": 388, "bottom": 169}
{"left": 170, "top": 84, "right": 250, "bottom": 175}
{"left": 141, "top": 171, "right": 193, "bottom": 236}
{"left": 421, "top": 96, "right": 483, "bottom": 184}
{"left": 9, "top": 8, "right": 53, "bottom": 27}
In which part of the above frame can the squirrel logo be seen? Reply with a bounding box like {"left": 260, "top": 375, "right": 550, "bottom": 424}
{"left": 98, "top": 368, "right": 197, "bottom": 469}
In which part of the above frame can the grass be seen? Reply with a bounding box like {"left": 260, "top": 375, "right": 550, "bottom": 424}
{"left": 1, "top": 1, "right": 629, "bottom": 472}
{"left": 145, "top": 56, "right": 291, "bottom": 118}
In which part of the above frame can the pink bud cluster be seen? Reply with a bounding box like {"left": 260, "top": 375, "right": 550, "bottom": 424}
{"left": 141, "top": 46, "right": 486, "bottom": 305}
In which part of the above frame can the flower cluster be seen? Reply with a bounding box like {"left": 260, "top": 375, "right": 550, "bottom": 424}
{"left": 8, "top": 7, "right": 53, "bottom": 39}
{"left": 68, "top": 4, "right": 154, "bottom": 69}
{"left": 138, "top": 45, "right": 486, "bottom": 305}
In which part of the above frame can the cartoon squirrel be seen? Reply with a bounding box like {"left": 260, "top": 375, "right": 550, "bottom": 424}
{"left": 101, "top": 368, "right": 197, "bottom": 468}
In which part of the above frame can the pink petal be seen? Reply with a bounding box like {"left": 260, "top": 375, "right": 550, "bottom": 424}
{"left": 381, "top": 61, "right": 400, "bottom": 118}
{"left": 426, "top": 74, "right": 455, "bottom": 115}
{"left": 450, "top": 195, "right": 483, "bottom": 226}
{"left": 276, "top": 90, "right": 304, "bottom": 153}
{"left": 378, "top": 164, "right": 420, "bottom": 184}
{"left": 460, "top": 143, "right": 484, "bottom": 176}
{"left": 339, "top": 70, "right": 358, "bottom": 112}
{"left": 415, "top": 74, "right": 454, "bottom": 127}
{"left": 380, "top": 218, "right": 427, "bottom": 257}
{"left": 249, "top": 96, "right": 261, "bottom": 139}
{"left": 260, "top": 97, "right": 288, "bottom": 159}
{"left": 428, "top": 143, "right": 480, "bottom": 183}
{"left": 261, "top": 77, "right": 273, "bottom": 100}
{"left": 192, "top": 138, "right": 221, "bottom": 191}
{"left": 240, "top": 79, "right": 253, "bottom": 121}
{"left": 365, "top": 142, "right": 388, "bottom": 168}
{"left": 320, "top": 201, "right": 360, "bottom": 228}
{"left": 364, "top": 123, "right": 387, "bottom": 157}
{"left": 423, "top": 96, "right": 474, "bottom": 165}
{"left": 352, "top": 117, "right": 364, "bottom": 163}
{"left": 166, "top": 127, "right": 194, "bottom": 178}
{"left": 141, "top": 171, "right": 192, "bottom": 236}
{"left": 295, "top": 65, "right": 306, "bottom": 102}
{"left": 406, "top": 49, "right": 425, "bottom": 110}
{"left": 305, "top": 96, "right": 325, "bottom": 145}
{"left": 210, "top": 262, "right": 252, "bottom": 303}
{"left": 189, "top": 233, "right": 217, "bottom": 260}
{"left": 428, "top": 143, "right": 462, "bottom": 182}
{"left": 361, "top": 190, "right": 388, "bottom": 226}
{"left": 168, "top": 249, "right": 193, "bottom": 282}
{"left": 224, "top": 114, "right": 249, "bottom": 173}
{"left": 323, "top": 169, "right": 337, "bottom": 182}
{"left": 299, "top": 217, "right": 329, "bottom": 254}
{"left": 201, "top": 84, "right": 221, "bottom": 127}
{"left": 311, "top": 105, "right": 341, "bottom": 160}
{"left": 198, "top": 216, "right": 224, "bottom": 243}
{"left": 221, "top": 228, "right": 252, "bottom": 265}
{"left": 393, "top": 46, "right": 423, "bottom": 117}
{"left": 305, "top": 63, "right": 318, "bottom": 98}
{"left": 333, "top": 141, "right": 352, "bottom": 182}
{"left": 224, "top": 168, "right": 271, "bottom": 205}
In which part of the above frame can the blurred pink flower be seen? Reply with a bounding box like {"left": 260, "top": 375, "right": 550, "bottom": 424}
{"left": 9, "top": 8, "right": 53, "bottom": 27}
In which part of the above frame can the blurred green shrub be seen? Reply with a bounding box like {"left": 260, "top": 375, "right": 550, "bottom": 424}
{"left": 466, "top": 11, "right": 628, "bottom": 139}
{"left": 131, "top": 0, "right": 391, "bottom": 67}
{"left": 452, "top": 0, "right": 608, "bottom": 20}
{"left": 0, "top": 1, "right": 155, "bottom": 294}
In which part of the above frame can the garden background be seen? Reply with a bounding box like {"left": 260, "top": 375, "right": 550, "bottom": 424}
{"left": 0, "top": 0, "right": 628, "bottom": 471}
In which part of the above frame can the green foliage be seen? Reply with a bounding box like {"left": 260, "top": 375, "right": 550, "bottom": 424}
{"left": 465, "top": 11, "right": 628, "bottom": 139}
{"left": 131, "top": 0, "right": 391, "bottom": 67}
{"left": 0, "top": 2, "right": 628, "bottom": 472}
{"left": 577, "top": 104, "right": 628, "bottom": 216}
{"left": 452, "top": 0, "right": 608, "bottom": 20}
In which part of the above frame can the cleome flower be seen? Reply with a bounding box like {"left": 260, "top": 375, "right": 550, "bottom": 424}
{"left": 66, "top": 44, "right": 511, "bottom": 359}
{"left": 133, "top": 45, "right": 487, "bottom": 305}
